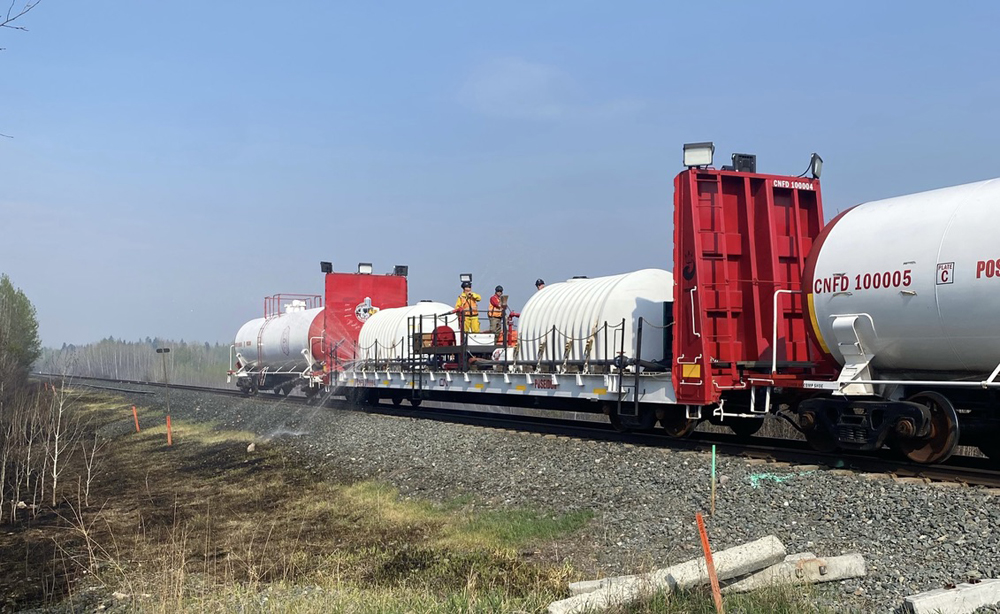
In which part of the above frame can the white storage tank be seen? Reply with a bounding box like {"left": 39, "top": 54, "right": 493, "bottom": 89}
{"left": 516, "top": 269, "right": 673, "bottom": 369}
{"left": 357, "top": 302, "right": 459, "bottom": 362}
{"left": 233, "top": 303, "right": 324, "bottom": 372}
{"left": 805, "top": 178, "right": 1000, "bottom": 374}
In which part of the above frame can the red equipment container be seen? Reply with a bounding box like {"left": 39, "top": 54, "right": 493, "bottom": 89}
{"left": 322, "top": 271, "right": 408, "bottom": 369}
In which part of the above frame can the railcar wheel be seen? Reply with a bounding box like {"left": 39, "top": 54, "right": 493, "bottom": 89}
{"left": 728, "top": 418, "right": 764, "bottom": 438}
{"left": 409, "top": 398, "right": 422, "bottom": 407}
{"left": 602, "top": 403, "right": 628, "bottom": 432}
{"left": 392, "top": 396, "right": 403, "bottom": 407}
{"left": 804, "top": 428, "right": 838, "bottom": 453}
{"left": 607, "top": 411, "right": 628, "bottom": 432}
{"left": 894, "top": 391, "right": 959, "bottom": 464}
{"left": 660, "top": 412, "right": 698, "bottom": 438}
{"left": 638, "top": 410, "right": 659, "bottom": 431}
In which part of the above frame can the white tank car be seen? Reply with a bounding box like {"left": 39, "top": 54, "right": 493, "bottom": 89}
{"left": 806, "top": 178, "right": 1000, "bottom": 374}
{"left": 233, "top": 302, "right": 324, "bottom": 372}
{"left": 357, "top": 302, "right": 458, "bottom": 362}
{"left": 516, "top": 269, "right": 673, "bottom": 368}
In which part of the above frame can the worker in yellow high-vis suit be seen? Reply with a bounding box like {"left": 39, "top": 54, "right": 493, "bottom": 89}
{"left": 454, "top": 281, "right": 481, "bottom": 332}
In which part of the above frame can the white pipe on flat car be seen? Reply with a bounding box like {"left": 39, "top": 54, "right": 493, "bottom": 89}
{"left": 771, "top": 289, "right": 796, "bottom": 375}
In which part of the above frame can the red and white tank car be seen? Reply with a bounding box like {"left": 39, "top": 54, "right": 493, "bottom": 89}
{"left": 799, "top": 179, "right": 1000, "bottom": 462}
{"left": 232, "top": 146, "right": 1000, "bottom": 465}
{"left": 228, "top": 263, "right": 408, "bottom": 397}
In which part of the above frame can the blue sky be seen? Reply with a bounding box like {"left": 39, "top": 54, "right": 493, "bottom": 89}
{"left": 2, "top": 1, "right": 999, "bottom": 346}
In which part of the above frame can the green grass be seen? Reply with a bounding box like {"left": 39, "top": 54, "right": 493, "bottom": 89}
{"left": 623, "top": 584, "right": 835, "bottom": 613}
{"left": 458, "top": 508, "right": 594, "bottom": 547}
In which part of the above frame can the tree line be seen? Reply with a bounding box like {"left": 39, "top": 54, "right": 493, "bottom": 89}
{"left": 0, "top": 273, "right": 72, "bottom": 523}
{"left": 38, "top": 338, "right": 233, "bottom": 387}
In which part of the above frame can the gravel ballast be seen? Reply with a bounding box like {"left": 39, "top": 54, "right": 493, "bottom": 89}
{"left": 112, "top": 385, "right": 1000, "bottom": 612}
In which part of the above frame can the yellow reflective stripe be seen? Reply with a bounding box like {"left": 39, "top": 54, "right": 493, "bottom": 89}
{"left": 806, "top": 293, "right": 830, "bottom": 354}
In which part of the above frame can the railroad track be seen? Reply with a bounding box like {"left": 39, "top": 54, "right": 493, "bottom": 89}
{"left": 36, "top": 373, "right": 1000, "bottom": 488}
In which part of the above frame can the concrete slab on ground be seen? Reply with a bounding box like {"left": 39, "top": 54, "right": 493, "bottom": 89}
{"left": 551, "top": 536, "right": 785, "bottom": 614}
{"left": 722, "top": 552, "right": 866, "bottom": 594}
{"left": 903, "top": 579, "right": 1000, "bottom": 614}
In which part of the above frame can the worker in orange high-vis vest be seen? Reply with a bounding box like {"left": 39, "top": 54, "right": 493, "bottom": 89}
{"left": 455, "top": 281, "right": 481, "bottom": 332}
{"left": 488, "top": 285, "right": 506, "bottom": 333}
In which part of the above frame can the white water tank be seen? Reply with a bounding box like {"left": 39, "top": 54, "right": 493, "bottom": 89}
{"left": 805, "top": 178, "right": 1000, "bottom": 374}
{"left": 516, "top": 269, "right": 673, "bottom": 368}
{"left": 357, "top": 302, "right": 459, "bottom": 362}
{"left": 233, "top": 306, "right": 324, "bottom": 372}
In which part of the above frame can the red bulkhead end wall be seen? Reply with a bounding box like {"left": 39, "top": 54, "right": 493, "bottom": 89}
{"left": 672, "top": 169, "right": 829, "bottom": 406}
{"left": 322, "top": 273, "right": 408, "bottom": 369}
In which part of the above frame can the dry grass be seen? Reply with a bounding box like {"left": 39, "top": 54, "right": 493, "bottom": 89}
{"left": 620, "top": 584, "right": 834, "bottom": 613}
{"left": 0, "top": 392, "right": 587, "bottom": 612}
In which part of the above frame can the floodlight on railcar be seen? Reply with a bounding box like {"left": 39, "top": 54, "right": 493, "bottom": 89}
{"left": 358, "top": 262, "right": 373, "bottom": 275}
{"left": 459, "top": 273, "right": 473, "bottom": 284}
{"left": 320, "top": 261, "right": 333, "bottom": 273}
{"left": 731, "top": 153, "right": 757, "bottom": 173}
{"left": 393, "top": 265, "right": 408, "bottom": 277}
{"left": 683, "top": 142, "right": 715, "bottom": 168}
{"left": 809, "top": 153, "right": 823, "bottom": 179}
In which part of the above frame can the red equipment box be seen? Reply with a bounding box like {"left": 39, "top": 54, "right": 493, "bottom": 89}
{"left": 323, "top": 271, "right": 408, "bottom": 369}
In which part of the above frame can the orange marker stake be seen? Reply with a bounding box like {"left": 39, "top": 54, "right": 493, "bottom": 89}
{"left": 132, "top": 405, "right": 141, "bottom": 432}
{"left": 166, "top": 415, "right": 173, "bottom": 446}
{"left": 696, "top": 512, "right": 725, "bottom": 614}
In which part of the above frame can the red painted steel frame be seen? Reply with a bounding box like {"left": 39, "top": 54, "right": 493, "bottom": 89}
{"left": 672, "top": 169, "right": 832, "bottom": 406}
{"left": 322, "top": 272, "right": 408, "bottom": 369}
